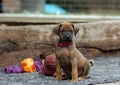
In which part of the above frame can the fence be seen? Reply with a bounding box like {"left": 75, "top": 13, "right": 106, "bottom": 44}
{"left": 1, "top": 0, "right": 120, "bottom": 14}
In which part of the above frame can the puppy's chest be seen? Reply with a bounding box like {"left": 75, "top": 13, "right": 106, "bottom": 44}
{"left": 56, "top": 48, "right": 72, "bottom": 58}
{"left": 59, "top": 55, "right": 72, "bottom": 74}
{"left": 58, "top": 51, "right": 72, "bottom": 74}
{"left": 56, "top": 48, "right": 72, "bottom": 74}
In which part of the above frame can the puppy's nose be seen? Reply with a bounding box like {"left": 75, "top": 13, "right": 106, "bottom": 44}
{"left": 66, "top": 35, "right": 70, "bottom": 38}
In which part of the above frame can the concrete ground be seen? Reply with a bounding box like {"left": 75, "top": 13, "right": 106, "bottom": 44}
{"left": 95, "top": 82, "right": 120, "bottom": 85}
{"left": 0, "top": 56, "right": 120, "bottom": 85}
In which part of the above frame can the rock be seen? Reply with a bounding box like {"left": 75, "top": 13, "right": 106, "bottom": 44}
{"left": 78, "top": 48, "right": 102, "bottom": 58}
{"left": 0, "top": 20, "right": 120, "bottom": 51}
{"left": 0, "top": 25, "right": 56, "bottom": 50}
{"left": 75, "top": 20, "right": 120, "bottom": 51}
{"left": 0, "top": 49, "right": 41, "bottom": 67}
{"left": 0, "top": 39, "right": 18, "bottom": 54}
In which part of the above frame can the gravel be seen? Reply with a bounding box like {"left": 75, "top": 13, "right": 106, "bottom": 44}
{"left": 0, "top": 56, "right": 120, "bottom": 85}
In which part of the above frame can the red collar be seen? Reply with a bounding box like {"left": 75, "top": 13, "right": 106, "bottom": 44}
{"left": 57, "top": 41, "right": 72, "bottom": 47}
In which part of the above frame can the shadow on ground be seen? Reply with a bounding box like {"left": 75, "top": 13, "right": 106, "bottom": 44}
{"left": 0, "top": 56, "right": 120, "bottom": 85}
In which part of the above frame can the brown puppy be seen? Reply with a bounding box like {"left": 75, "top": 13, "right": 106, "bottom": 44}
{"left": 53, "top": 22, "right": 94, "bottom": 82}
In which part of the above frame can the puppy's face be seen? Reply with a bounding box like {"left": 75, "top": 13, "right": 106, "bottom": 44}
{"left": 53, "top": 22, "right": 79, "bottom": 43}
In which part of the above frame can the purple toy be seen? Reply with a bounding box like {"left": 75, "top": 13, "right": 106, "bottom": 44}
{"left": 34, "top": 61, "right": 43, "bottom": 73}
{"left": 4, "top": 61, "right": 43, "bottom": 74}
{"left": 4, "top": 65, "right": 24, "bottom": 74}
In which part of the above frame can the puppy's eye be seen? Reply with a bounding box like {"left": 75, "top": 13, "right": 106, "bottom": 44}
{"left": 70, "top": 30, "right": 73, "bottom": 33}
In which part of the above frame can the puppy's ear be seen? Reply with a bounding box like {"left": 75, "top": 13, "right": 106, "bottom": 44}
{"left": 71, "top": 24, "right": 79, "bottom": 36}
{"left": 53, "top": 24, "right": 62, "bottom": 35}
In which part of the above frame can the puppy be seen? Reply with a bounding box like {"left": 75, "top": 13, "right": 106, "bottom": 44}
{"left": 53, "top": 22, "right": 94, "bottom": 82}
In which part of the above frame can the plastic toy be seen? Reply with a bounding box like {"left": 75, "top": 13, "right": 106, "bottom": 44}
{"left": 4, "top": 65, "right": 23, "bottom": 74}
{"left": 21, "top": 58, "right": 36, "bottom": 72}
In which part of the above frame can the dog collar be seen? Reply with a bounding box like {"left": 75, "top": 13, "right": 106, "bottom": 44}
{"left": 57, "top": 41, "right": 72, "bottom": 47}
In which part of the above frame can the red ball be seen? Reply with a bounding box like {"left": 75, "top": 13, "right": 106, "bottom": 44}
{"left": 21, "top": 58, "right": 36, "bottom": 72}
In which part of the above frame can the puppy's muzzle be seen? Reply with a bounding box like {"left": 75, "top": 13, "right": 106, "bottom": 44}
{"left": 61, "top": 32, "right": 72, "bottom": 42}
{"left": 66, "top": 35, "right": 71, "bottom": 41}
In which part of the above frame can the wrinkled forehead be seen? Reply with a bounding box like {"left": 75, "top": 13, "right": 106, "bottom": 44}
{"left": 60, "top": 22, "right": 73, "bottom": 31}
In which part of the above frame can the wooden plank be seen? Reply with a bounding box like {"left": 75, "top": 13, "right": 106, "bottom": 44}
{"left": 0, "top": 14, "right": 119, "bottom": 24}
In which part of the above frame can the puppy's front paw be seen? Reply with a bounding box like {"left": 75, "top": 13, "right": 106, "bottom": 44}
{"left": 71, "top": 79, "right": 78, "bottom": 83}
{"left": 55, "top": 76, "right": 62, "bottom": 81}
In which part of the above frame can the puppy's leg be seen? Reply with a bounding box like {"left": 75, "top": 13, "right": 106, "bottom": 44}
{"left": 55, "top": 59, "right": 62, "bottom": 81}
{"left": 79, "top": 65, "right": 90, "bottom": 80}
{"left": 71, "top": 58, "right": 78, "bottom": 82}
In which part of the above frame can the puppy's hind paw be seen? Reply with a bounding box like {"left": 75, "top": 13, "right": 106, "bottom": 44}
{"left": 78, "top": 77, "right": 85, "bottom": 81}
{"left": 55, "top": 76, "right": 62, "bottom": 81}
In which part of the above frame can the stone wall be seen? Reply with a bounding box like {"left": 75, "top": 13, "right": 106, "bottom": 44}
{"left": 0, "top": 20, "right": 120, "bottom": 67}
{"left": 1, "top": 20, "right": 120, "bottom": 51}
{"left": 75, "top": 21, "right": 120, "bottom": 51}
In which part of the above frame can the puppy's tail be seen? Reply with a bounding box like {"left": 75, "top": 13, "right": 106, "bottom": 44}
{"left": 89, "top": 59, "right": 95, "bottom": 66}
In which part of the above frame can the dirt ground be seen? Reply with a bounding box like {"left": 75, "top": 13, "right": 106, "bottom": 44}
{"left": 0, "top": 56, "right": 120, "bottom": 85}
